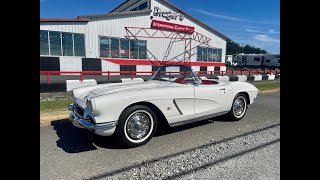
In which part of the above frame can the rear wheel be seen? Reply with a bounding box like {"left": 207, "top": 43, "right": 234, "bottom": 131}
{"left": 226, "top": 93, "right": 248, "bottom": 121}
{"left": 115, "top": 105, "right": 158, "bottom": 147}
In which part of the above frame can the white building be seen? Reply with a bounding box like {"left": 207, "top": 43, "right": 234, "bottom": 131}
{"left": 40, "top": 0, "right": 230, "bottom": 74}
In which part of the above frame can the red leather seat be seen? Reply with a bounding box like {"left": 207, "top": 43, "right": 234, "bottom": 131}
{"left": 175, "top": 78, "right": 184, "bottom": 84}
{"left": 201, "top": 80, "right": 217, "bottom": 85}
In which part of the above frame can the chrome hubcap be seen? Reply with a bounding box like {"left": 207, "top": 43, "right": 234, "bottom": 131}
{"left": 126, "top": 112, "right": 151, "bottom": 140}
{"left": 233, "top": 96, "right": 246, "bottom": 117}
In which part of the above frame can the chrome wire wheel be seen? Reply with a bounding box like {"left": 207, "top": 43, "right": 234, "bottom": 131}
{"left": 124, "top": 110, "right": 154, "bottom": 143}
{"left": 232, "top": 96, "right": 247, "bottom": 118}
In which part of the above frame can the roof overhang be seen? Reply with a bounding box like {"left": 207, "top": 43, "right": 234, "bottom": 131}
{"left": 40, "top": 18, "right": 89, "bottom": 22}
{"left": 79, "top": 9, "right": 152, "bottom": 19}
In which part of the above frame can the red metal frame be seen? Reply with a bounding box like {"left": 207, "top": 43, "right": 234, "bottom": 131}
{"left": 124, "top": 27, "right": 211, "bottom": 66}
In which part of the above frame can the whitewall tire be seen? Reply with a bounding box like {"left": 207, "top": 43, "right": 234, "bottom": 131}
{"left": 227, "top": 93, "right": 248, "bottom": 121}
{"left": 115, "top": 105, "right": 158, "bottom": 147}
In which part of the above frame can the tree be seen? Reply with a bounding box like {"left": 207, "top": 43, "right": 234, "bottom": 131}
{"left": 226, "top": 41, "right": 268, "bottom": 55}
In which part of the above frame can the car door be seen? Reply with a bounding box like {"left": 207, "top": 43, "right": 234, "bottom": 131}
{"left": 194, "top": 83, "right": 232, "bottom": 116}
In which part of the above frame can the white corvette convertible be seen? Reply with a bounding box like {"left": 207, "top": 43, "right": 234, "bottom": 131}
{"left": 68, "top": 65, "right": 258, "bottom": 147}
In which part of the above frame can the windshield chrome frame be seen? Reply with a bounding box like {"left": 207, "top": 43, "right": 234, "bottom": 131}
{"left": 150, "top": 65, "right": 199, "bottom": 84}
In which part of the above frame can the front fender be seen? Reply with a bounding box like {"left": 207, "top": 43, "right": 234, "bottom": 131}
{"left": 230, "top": 82, "right": 259, "bottom": 105}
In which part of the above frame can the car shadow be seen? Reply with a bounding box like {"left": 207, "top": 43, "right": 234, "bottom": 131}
{"left": 51, "top": 115, "right": 231, "bottom": 153}
{"left": 51, "top": 119, "right": 124, "bottom": 153}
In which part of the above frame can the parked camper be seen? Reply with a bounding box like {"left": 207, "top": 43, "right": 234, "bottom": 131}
{"left": 232, "top": 54, "right": 280, "bottom": 68}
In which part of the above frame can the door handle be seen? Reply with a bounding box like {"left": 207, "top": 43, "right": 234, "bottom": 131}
{"left": 219, "top": 88, "right": 226, "bottom": 91}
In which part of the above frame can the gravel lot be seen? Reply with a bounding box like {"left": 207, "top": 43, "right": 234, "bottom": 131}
{"left": 104, "top": 124, "right": 279, "bottom": 180}
{"left": 40, "top": 92, "right": 280, "bottom": 180}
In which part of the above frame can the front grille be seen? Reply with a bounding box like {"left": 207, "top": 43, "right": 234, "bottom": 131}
{"left": 74, "top": 103, "right": 84, "bottom": 117}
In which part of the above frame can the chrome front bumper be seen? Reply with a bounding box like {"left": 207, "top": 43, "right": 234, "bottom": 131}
{"left": 68, "top": 104, "right": 117, "bottom": 136}
{"left": 69, "top": 111, "right": 117, "bottom": 130}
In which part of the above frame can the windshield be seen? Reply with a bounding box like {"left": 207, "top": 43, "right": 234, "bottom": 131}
{"left": 150, "top": 65, "right": 198, "bottom": 84}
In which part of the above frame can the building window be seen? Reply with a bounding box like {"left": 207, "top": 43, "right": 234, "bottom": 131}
{"left": 202, "top": 47, "right": 208, "bottom": 62}
{"left": 131, "top": 40, "right": 139, "bottom": 59}
{"left": 266, "top": 60, "right": 271, "bottom": 62}
{"left": 74, "top": 33, "right": 85, "bottom": 56}
{"left": 40, "top": 30, "right": 85, "bottom": 57}
{"left": 49, "top": 31, "right": 62, "bottom": 56}
{"left": 40, "top": 30, "right": 49, "bottom": 55}
{"left": 99, "top": 36, "right": 147, "bottom": 59}
{"left": 197, "top": 46, "right": 222, "bottom": 62}
{"left": 138, "top": 41, "right": 147, "bottom": 59}
{"left": 120, "top": 39, "right": 130, "bottom": 58}
{"left": 62, "top": 32, "right": 73, "bottom": 56}
{"left": 129, "top": 1, "right": 148, "bottom": 11}
{"left": 100, "top": 37, "right": 110, "bottom": 58}
{"left": 130, "top": 7, "right": 138, "bottom": 11}
{"left": 110, "top": 38, "right": 120, "bottom": 58}
{"left": 138, "top": 1, "right": 148, "bottom": 10}
{"left": 197, "top": 47, "right": 202, "bottom": 61}
{"left": 217, "top": 49, "right": 222, "bottom": 62}
{"left": 208, "top": 48, "right": 213, "bottom": 62}
{"left": 212, "top": 49, "right": 218, "bottom": 62}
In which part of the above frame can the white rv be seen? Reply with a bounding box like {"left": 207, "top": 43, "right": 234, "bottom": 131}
{"left": 263, "top": 54, "right": 280, "bottom": 67}
{"left": 232, "top": 54, "right": 280, "bottom": 68}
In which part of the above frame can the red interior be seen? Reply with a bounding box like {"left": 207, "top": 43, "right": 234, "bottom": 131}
{"left": 201, "top": 80, "right": 218, "bottom": 85}
{"left": 174, "top": 78, "right": 185, "bottom": 84}
{"left": 174, "top": 78, "right": 218, "bottom": 85}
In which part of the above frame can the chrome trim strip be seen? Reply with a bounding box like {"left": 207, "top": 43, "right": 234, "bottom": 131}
{"left": 79, "top": 119, "right": 117, "bottom": 129}
{"left": 173, "top": 99, "right": 183, "bottom": 115}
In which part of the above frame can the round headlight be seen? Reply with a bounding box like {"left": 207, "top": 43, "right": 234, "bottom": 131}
{"left": 86, "top": 99, "right": 92, "bottom": 111}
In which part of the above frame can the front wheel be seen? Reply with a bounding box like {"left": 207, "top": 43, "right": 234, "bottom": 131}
{"left": 226, "top": 93, "right": 248, "bottom": 121}
{"left": 114, "top": 105, "right": 158, "bottom": 147}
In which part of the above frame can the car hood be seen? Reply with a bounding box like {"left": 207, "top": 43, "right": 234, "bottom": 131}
{"left": 74, "top": 80, "right": 170, "bottom": 101}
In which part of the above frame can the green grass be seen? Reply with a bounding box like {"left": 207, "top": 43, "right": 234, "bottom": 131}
{"left": 40, "top": 99, "right": 73, "bottom": 113}
{"left": 254, "top": 81, "right": 280, "bottom": 91}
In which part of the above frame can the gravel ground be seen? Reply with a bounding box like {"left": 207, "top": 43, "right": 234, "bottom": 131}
{"left": 178, "top": 141, "right": 280, "bottom": 180}
{"left": 92, "top": 124, "right": 280, "bottom": 180}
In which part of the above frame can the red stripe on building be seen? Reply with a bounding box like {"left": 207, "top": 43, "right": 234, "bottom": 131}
{"left": 102, "top": 59, "right": 225, "bottom": 66}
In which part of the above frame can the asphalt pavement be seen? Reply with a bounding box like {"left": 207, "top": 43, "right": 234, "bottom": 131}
{"left": 40, "top": 92, "right": 280, "bottom": 180}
